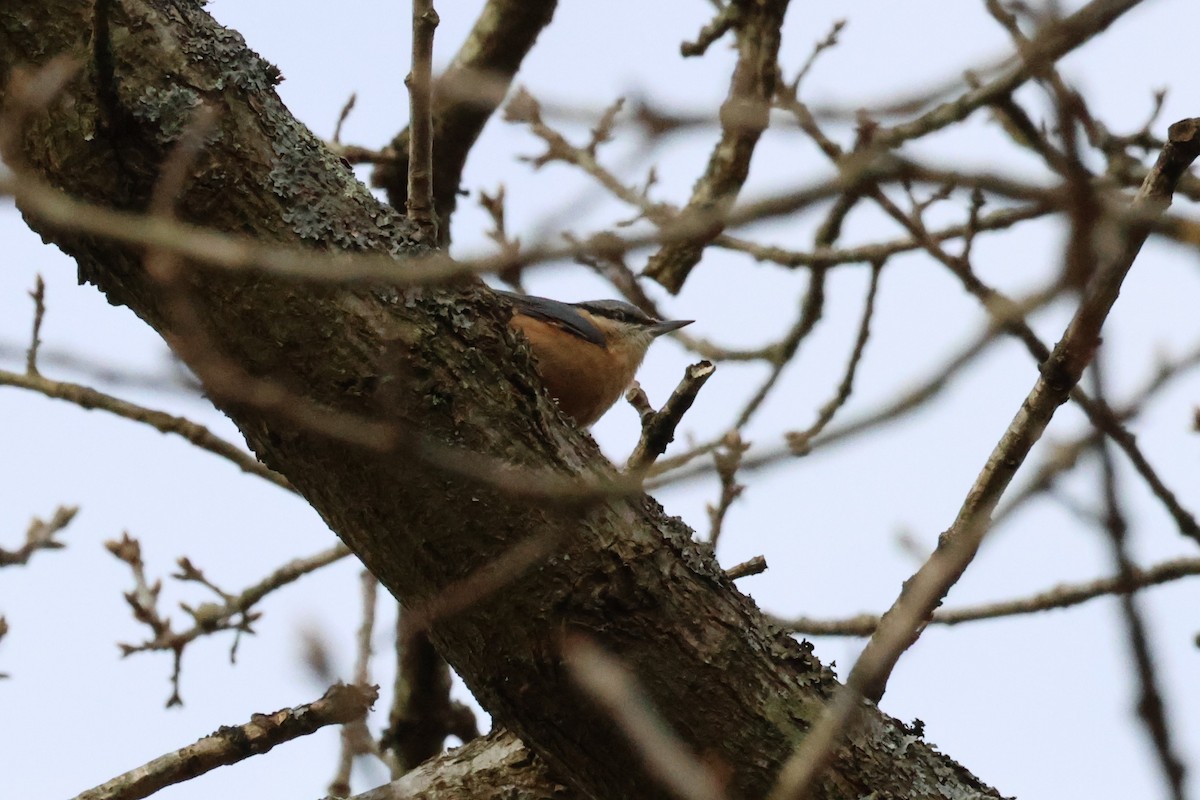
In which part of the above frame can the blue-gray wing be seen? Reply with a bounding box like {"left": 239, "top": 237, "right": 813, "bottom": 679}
{"left": 495, "top": 290, "right": 606, "bottom": 347}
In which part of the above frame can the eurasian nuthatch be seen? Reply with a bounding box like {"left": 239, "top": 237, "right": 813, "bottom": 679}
{"left": 500, "top": 291, "right": 693, "bottom": 426}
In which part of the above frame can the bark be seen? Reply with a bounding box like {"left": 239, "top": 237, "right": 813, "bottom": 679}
{"left": 0, "top": 3, "right": 1000, "bottom": 798}
{"left": 352, "top": 730, "right": 572, "bottom": 800}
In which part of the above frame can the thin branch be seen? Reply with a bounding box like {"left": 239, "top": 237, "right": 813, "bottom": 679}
{"left": 797, "top": 88, "right": 1200, "bottom": 547}
{"left": 625, "top": 361, "right": 716, "bottom": 473}
{"left": 866, "top": 340, "right": 1200, "bottom": 626}
{"left": 2, "top": 328, "right": 648, "bottom": 509}
{"left": 114, "top": 540, "right": 351, "bottom": 705}
{"left": 0, "top": 505, "right": 77, "bottom": 567}
{"left": 478, "top": 185, "right": 522, "bottom": 285}
{"left": 106, "top": 533, "right": 186, "bottom": 706}
{"left": 891, "top": 198, "right": 1200, "bottom": 546}
{"left": 1092, "top": 357, "right": 1187, "bottom": 800}
{"left": 72, "top": 683, "right": 378, "bottom": 800}
{"left": 405, "top": 0, "right": 439, "bottom": 241}
{"left": 766, "top": 116, "right": 1200, "bottom": 800}
{"left": 874, "top": 0, "right": 1146, "bottom": 150}
{"left": 644, "top": 0, "right": 791, "bottom": 293}
{"left": 715, "top": 201, "right": 1050, "bottom": 270}
{"left": 403, "top": 530, "right": 562, "bottom": 632}
{"left": 373, "top": 0, "right": 560, "bottom": 240}
{"left": 564, "top": 635, "right": 728, "bottom": 800}
{"left": 707, "top": 433, "right": 749, "bottom": 549}
{"left": 680, "top": 3, "right": 740, "bottom": 57}
{"left": 122, "top": 542, "right": 353, "bottom": 656}
{"left": 1, "top": 147, "right": 1068, "bottom": 290}
{"left": 0, "top": 340, "right": 200, "bottom": 394}
{"left": 0, "top": 367, "right": 293, "bottom": 492}
{"left": 646, "top": 316, "right": 1013, "bottom": 483}
{"left": 791, "top": 19, "right": 846, "bottom": 90}
{"left": 24, "top": 274, "right": 45, "bottom": 375}
{"left": 724, "top": 555, "right": 767, "bottom": 581}
{"left": 330, "top": 571, "right": 384, "bottom": 797}
{"left": 332, "top": 92, "right": 356, "bottom": 144}
{"left": 732, "top": 268, "right": 828, "bottom": 431}
{"left": 786, "top": 261, "right": 881, "bottom": 454}
{"left": 777, "top": 555, "right": 1200, "bottom": 636}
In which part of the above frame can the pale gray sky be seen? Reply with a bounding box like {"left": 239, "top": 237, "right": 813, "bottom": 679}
{"left": 4, "top": 2, "right": 1200, "bottom": 798}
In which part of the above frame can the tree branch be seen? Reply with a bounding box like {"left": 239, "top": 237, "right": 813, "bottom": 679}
{"left": 768, "top": 117, "right": 1200, "bottom": 800}
{"left": 373, "top": 0, "right": 559, "bottom": 242}
{"left": 405, "top": 0, "right": 439, "bottom": 241}
{"left": 0, "top": 5, "right": 1002, "bottom": 798}
{"left": 0, "top": 367, "right": 293, "bottom": 492}
{"left": 72, "top": 683, "right": 377, "bottom": 800}
{"left": 644, "top": 0, "right": 790, "bottom": 293}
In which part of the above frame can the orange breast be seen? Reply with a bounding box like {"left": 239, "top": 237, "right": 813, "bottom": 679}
{"left": 509, "top": 314, "right": 637, "bottom": 426}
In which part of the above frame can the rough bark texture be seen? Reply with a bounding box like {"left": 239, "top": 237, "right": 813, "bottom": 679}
{"left": 353, "top": 730, "right": 572, "bottom": 800}
{"left": 1, "top": 3, "right": 1001, "bottom": 798}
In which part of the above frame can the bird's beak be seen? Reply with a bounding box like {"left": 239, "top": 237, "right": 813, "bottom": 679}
{"left": 649, "top": 319, "right": 693, "bottom": 337}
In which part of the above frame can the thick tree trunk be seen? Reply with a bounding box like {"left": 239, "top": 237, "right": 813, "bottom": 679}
{"left": 0, "top": 3, "right": 999, "bottom": 798}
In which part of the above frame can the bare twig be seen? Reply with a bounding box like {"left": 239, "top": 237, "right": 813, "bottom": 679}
{"left": 25, "top": 275, "right": 45, "bottom": 375}
{"left": 72, "top": 683, "right": 378, "bottom": 800}
{"left": 791, "top": 19, "right": 846, "bottom": 90}
{"left": 732, "top": 269, "right": 827, "bottom": 431}
{"left": 878, "top": 187, "right": 1200, "bottom": 548}
{"left": 479, "top": 185, "right": 522, "bottom": 285}
{"left": 724, "top": 555, "right": 767, "bottom": 581}
{"left": 874, "top": 0, "right": 1146, "bottom": 150}
{"left": 777, "top": 555, "right": 1200, "bottom": 636}
{"left": 106, "top": 533, "right": 185, "bottom": 706}
{"left": 564, "top": 635, "right": 728, "bottom": 800}
{"left": 0, "top": 341, "right": 199, "bottom": 394}
{"left": 1092, "top": 357, "right": 1187, "bottom": 800}
{"left": 115, "top": 541, "right": 352, "bottom": 705}
{"left": 646, "top": 319, "right": 1012, "bottom": 482}
{"left": 766, "top": 117, "right": 1200, "bottom": 800}
{"left": 372, "top": 0, "right": 560, "bottom": 238}
{"left": 681, "top": 3, "right": 740, "bottom": 57}
{"left": 786, "top": 261, "right": 882, "bottom": 455}
{"left": 0, "top": 149, "right": 1059, "bottom": 290}
{"left": 586, "top": 97, "right": 625, "bottom": 157}
{"left": 645, "top": 0, "right": 791, "bottom": 293}
{"left": 0, "top": 616, "right": 8, "bottom": 678}
{"left": 794, "top": 84, "right": 1200, "bottom": 548}
{"left": 405, "top": 0, "right": 439, "bottom": 241}
{"left": 0, "top": 368, "right": 292, "bottom": 492}
{"left": 2, "top": 326, "right": 647, "bottom": 508}
{"left": 332, "top": 92, "right": 356, "bottom": 144}
{"left": 0, "top": 505, "right": 77, "bottom": 567}
{"left": 715, "top": 201, "right": 1049, "bottom": 270}
{"left": 626, "top": 361, "right": 716, "bottom": 473}
{"left": 403, "top": 530, "right": 562, "bottom": 632}
{"left": 330, "top": 571, "right": 383, "bottom": 797}
{"left": 142, "top": 543, "right": 352, "bottom": 655}
{"left": 707, "top": 433, "right": 749, "bottom": 548}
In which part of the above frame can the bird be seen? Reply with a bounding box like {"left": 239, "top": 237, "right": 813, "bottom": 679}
{"left": 499, "top": 290, "right": 693, "bottom": 427}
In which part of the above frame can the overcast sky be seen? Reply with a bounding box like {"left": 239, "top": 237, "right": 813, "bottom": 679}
{"left": 4, "top": 2, "right": 1200, "bottom": 798}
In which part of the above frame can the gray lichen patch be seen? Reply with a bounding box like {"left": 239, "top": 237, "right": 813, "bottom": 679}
{"left": 131, "top": 83, "right": 200, "bottom": 142}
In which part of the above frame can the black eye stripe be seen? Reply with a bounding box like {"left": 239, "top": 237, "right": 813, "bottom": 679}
{"left": 574, "top": 300, "right": 657, "bottom": 326}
